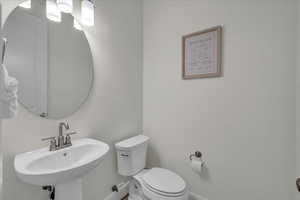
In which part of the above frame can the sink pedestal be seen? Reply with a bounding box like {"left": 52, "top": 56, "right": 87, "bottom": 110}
{"left": 56, "top": 179, "right": 82, "bottom": 200}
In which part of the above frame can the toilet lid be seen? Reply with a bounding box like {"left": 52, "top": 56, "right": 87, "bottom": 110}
{"left": 142, "top": 168, "right": 186, "bottom": 195}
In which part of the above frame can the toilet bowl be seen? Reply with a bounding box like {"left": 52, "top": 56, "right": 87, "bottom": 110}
{"left": 135, "top": 168, "right": 188, "bottom": 200}
{"left": 115, "top": 135, "right": 188, "bottom": 200}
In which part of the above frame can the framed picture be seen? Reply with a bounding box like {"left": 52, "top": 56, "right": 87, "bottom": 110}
{"left": 182, "top": 26, "right": 222, "bottom": 79}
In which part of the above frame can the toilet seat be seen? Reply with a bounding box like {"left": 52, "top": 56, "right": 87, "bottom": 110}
{"left": 141, "top": 183, "right": 188, "bottom": 200}
{"left": 143, "top": 182, "right": 186, "bottom": 197}
{"left": 141, "top": 168, "right": 187, "bottom": 198}
{"left": 132, "top": 168, "right": 188, "bottom": 200}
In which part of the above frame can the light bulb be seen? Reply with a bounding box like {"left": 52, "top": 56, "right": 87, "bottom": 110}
{"left": 57, "top": 0, "right": 73, "bottom": 13}
{"left": 73, "top": 18, "right": 83, "bottom": 31}
{"left": 81, "top": 0, "right": 94, "bottom": 27}
{"left": 19, "top": 0, "right": 31, "bottom": 9}
{"left": 47, "top": 0, "right": 62, "bottom": 22}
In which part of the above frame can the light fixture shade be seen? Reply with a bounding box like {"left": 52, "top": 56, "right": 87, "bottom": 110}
{"left": 19, "top": 0, "right": 31, "bottom": 9}
{"left": 81, "top": 0, "right": 94, "bottom": 27}
{"left": 57, "top": 0, "right": 73, "bottom": 13}
{"left": 47, "top": 0, "right": 62, "bottom": 22}
{"left": 73, "top": 18, "right": 83, "bottom": 31}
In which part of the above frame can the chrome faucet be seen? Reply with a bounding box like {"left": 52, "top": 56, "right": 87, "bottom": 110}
{"left": 42, "top": 122, "right": 77, "bottom": 151}
{"left": 58, "top": 122, "right": 69, "bottom": 148}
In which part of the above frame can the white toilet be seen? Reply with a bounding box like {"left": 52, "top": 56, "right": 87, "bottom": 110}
{"left": 115, "top": 135, "right": 189, "bottom": 200}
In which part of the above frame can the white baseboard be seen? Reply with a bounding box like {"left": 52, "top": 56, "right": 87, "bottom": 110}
{"left": 103, "top": 181, "right": 207, "bottom": 200}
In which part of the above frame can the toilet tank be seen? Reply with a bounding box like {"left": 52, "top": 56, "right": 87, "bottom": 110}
{"left": 115, "top": 135, "right": 149, "bottom": 176}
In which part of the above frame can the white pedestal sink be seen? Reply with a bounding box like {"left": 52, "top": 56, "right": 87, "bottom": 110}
{"left": 14, "top": 138, "right": 109, "bottom": 200}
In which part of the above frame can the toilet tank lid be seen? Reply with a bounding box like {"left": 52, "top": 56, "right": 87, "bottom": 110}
{"left": 115, "top": 135, "right": 149, "bottom": 150}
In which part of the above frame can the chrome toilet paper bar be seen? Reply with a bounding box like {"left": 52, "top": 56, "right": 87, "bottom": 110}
{"left": 189, "top": 151, "right": 203, "bottom": 161}
{"left": 189, "top": 151, "right": 205, "bottom": 174}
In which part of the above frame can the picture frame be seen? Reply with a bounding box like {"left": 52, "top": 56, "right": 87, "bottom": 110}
{"left": 182, "top": 26, "right": 222, "bottom": 79}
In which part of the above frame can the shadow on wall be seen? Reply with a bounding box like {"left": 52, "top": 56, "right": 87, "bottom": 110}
{"left": 146, "top": 144, "right": 161, "bottom": 168}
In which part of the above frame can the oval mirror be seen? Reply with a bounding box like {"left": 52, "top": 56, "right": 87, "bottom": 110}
{"left": 2, "top": 0, "right": 94, "bottom": 119}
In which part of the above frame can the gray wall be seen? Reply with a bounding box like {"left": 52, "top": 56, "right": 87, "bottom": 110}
{"left": 1, "top": 0, "right": 142, "bottom": 200}
{"left": 143, "top": 1, "right": 296, "bottom": 200}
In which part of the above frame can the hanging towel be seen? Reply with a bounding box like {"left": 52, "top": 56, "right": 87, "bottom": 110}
{"left": 0, "top": 64, "right": 18, "bottom": 119}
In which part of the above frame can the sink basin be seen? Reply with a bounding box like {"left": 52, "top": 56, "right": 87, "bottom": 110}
{"left": 14, "top": 138, "right": 109, "bottom": 186}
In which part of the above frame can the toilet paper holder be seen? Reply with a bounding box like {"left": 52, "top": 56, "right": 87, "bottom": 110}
{"left": 189, "top": 151, "right": 203, "bottom": 161}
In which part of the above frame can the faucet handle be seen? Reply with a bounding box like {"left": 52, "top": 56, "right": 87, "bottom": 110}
{"left": 66, "top": 132, "right": 77, "bottom": 136}
{"left": 42, "top": 136, "right": 56, "bottom": 141}
{"left": 65, "top": 132, "right": 77, "bottom": 145}
{"left": 42, "top": 137, "right": 57, "bottom": 151}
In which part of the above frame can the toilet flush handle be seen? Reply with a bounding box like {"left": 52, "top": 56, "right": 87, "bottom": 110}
{"left": 120, "top": 152, "right": 129, "bottom": 157}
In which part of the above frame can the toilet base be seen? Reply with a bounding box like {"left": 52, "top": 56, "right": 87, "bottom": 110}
{"left": 129, "top": 177, "right": 146, "bottom": 200}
